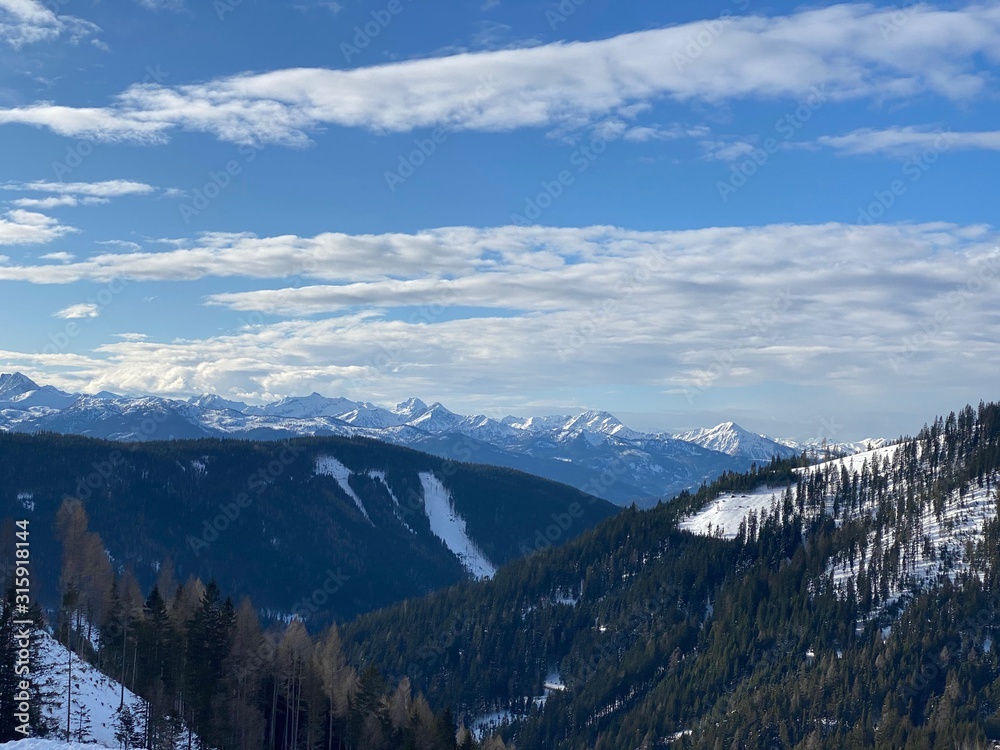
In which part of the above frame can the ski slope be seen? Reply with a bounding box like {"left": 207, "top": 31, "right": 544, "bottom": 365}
{"left": 419, "top": 472, "right": 496, "bottom": 579}
{"left": 315, "top": 456, "right": 373, "bottom": 524}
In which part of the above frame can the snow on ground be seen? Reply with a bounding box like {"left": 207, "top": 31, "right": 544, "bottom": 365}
{"left": 469, "top": 710, "right": 514, "bottom": 741}
{"left": 35, "top": 631, "right": 140, "bottom": 748}
{"left": 680, "top": 444, "right": 903, "bottom": 540}
{"left": 315, "top": 456, "right": 373, "bottom": 524}
{"left": 680, "top": 440, "right": 1000, "bottom": 621}
{"left": 679, "top": 486, "right": 785, "bottom": 539}
{"left": 0, "top": 740, "right": 110, "bottom": 750}
{"left": 827, "top": 474, "right": 998, "bottom": 598}
{"left": 418, "top": 472, "right": 496, "bottom": 579}
{"left": 368, "top": 470, "right": 414, "bottom": 534}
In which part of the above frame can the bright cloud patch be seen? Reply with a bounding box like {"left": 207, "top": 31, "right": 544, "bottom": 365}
{"left": 0, "top": 221, "right": 997, "bottom": 435}
{"left": 54, "top": 303, "right": 100, "bottom": 319}
{"left": 0, "top": 4, "right": 998, "bottom": 144}
{"left": 0, "top": 0, "right": 99, "bottom": 47}
{"left": 0, "top": 209, "right": 75, "bottom": 245}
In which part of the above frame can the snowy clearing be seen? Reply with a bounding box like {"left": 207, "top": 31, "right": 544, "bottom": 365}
{"left": 315, "top": 456, "right": 373, "bottom": 524}
{"left": 419, "top": 472, "right": 496, "bottom": 579}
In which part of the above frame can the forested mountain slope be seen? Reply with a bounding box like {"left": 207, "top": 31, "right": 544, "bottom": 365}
{"left": 342, "top": 402, "right": 1000, "bottom": 749}
{"left": 0, "top": 432, "right": 616, "bottom": 621}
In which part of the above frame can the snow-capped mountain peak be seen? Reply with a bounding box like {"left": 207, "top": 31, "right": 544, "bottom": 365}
{"left": 188, "top": 393, "right": 250, "bottom": 412}
{"left": 393, "top": 397, "right": 429, "bottom": 419}
{"left": 0, "top": 371, "right": 39, "bottom": 400}
{"left": 561, "top": 410, "right": 641, "bottom": 440}
{"left": 258, "top": 392, "right": 357, "bottom": 419}
{"left": 674, "top": 421, "right": 799, "bottom": 462}
{"left": 408, "top": 402, "right": 464, "bottom": 432}
{"left": 335, "top": 402, "right": 406, "bottom": 428}
{"left": 0, "top": 372, "right": 77, "bottom": 410}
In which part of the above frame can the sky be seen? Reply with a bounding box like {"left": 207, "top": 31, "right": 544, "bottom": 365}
{"left": 0, "top": 0, "right": 998, "bottom": 442}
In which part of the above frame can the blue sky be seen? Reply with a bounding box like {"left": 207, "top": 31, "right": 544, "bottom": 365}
{"left": 0, "top": 0, "right": 998, "bottom": 441}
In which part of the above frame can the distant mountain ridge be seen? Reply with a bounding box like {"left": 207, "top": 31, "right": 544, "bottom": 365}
{"left": 0, "top": 372, "right": 872, "bottom": 507}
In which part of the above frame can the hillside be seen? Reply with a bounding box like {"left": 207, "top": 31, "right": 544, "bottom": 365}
{"left": 0, "top": 432, "right": 616, "bottom": 622}
{"left": 340, "top": 401, "right": 1000, "bottom": 749}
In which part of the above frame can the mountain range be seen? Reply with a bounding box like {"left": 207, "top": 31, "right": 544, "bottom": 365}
{"left": 0, "top": 373, "right": 877, "bottom": 507}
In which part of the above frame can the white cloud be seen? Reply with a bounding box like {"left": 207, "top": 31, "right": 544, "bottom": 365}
{"left": 11, "top": 196, "right": 90, "bottom": 208}
{"left": 0, "top": 4, "right": 998, "bottom": 145}
{"left": 0, "top": 209, "right": 75, "bottom": 245}
{"left": 54, "top": 303, "right": 100, "bottom": 319}
{"left": 40, "top": 251, "right": 74, "bottom": 262}
{"left": 1, "top": 222, "right": 999, "bottom": 427}
{"left": 2, "top": 179, "right": 158, "bottom": 198}
{"left": 0, "top": 0, "right": 99, "bottom": 47}
{"left": 699, "top": 138, "right": 759, "bottom": 162}
{"left": 133, "top": 0, "right": 183, "bottom": 10}
{"left": 817, "top": 127, "right": 1000, "bottom": 157}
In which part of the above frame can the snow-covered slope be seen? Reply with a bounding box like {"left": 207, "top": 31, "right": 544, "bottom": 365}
{"left": 29, "top": 630, "right": 198, "bottom": 749}
{"left": 419, "top": 472, "right": 497, "bottom": 579}
{"left": 1, "top": 740, "right": 111, "bottom": 750}
{"left": 680, "top": 443, "right": 902, "bottom": 539}
{"left": 315, "top": 456, "right": 373, "bottom": 524}
{"left": 680, "top": 440, "right": 999, "bottom": 625}
{"left": 674, "top": 421, "right": 799, "bottom": 462}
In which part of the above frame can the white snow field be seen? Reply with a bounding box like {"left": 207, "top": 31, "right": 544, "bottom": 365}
{"left": 680, "top": 441, "right": 1000, "bottom": 616}
{"left": 33, "top": 631, "right": 141, "bottom": 748}
{"left": 0, "top": 740, "right": 110, "bottom": 750}
{"left": 680, "top": 444, "right": 902, "bottom": 539}
{"left": 419, "top": 472, "right": 497, "bottom": 579}
{"left": 314, "top": 456, "right": 373, "bottom": 524}
{"left": 679, "top": 485, "right": 785, "bottom": 539}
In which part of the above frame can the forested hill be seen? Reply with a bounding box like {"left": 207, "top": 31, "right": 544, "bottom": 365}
{"left": 342, "top": 401, "right": 1000, "bottom": 749}
{"left": 0, "top": 431, "right": 617, "bottom": 621}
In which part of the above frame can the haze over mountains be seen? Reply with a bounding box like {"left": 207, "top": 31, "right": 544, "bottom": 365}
{"left": 0, "top": 373, "right": 880, "bottom": 507}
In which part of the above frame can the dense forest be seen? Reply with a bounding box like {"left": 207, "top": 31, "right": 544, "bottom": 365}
{"left": 343, "top": 402, "right": 1000, "bottom": 749}
{"left": 0, "top": 432, "right": 616, "bottom": 622}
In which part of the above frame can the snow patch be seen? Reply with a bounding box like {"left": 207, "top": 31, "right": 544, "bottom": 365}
{"left": 368, "top": 470, "right": 415, "bottom": 534}
{"left": 35, "top": 632, "right": 147, "bottom": 748}
{"left": 315, "top": 456, "right": 372, "bottom": 524}
{"left": 418, "top": 472, "right": 496, "bottom": 579}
